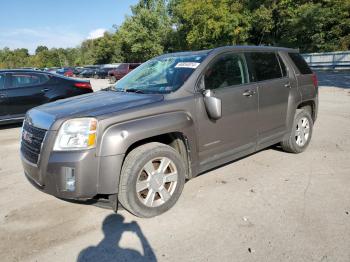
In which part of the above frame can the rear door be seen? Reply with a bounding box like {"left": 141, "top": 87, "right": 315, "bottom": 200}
{"left": 196, "top": 52, "right": 258, "bottom": 169}
{"left": 246, "top": 52, "right": 291, "bottom": 146}
{"left": 5, "top": 72, "right": 50, "bottom": 116}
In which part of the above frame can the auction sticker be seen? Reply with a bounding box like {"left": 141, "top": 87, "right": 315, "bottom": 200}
{"left": 175, "top": 62, "right": 200, "bottom": 69}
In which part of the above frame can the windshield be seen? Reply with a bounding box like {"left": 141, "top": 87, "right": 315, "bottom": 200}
{"left": 114, "top": 53, "right": 207, "bottom": 94}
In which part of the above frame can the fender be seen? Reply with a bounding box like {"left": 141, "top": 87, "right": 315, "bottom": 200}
{"left": 284, "top": 88, "right": 301, "bottom": 135}
{"left": 97, "top": 111, "right": 197, "bottom": 159}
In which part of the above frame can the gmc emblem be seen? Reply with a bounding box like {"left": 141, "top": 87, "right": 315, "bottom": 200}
{"left": 22, "top": 130, "right": 33, "bottom": 143}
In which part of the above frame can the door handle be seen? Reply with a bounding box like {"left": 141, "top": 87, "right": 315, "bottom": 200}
{"left": 242, "top": 90, "right": 255, "bottom": 97}
{"left": 284, "top": 82, "right": 291, "bottom": 88}
{"left": 0, "top": 94, "right": 6, "bottom": 98}
{"left": 41, "top": 88, "right": 49, "bottom": 92}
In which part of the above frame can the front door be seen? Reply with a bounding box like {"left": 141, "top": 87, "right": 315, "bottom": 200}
{"left": 196, "top": 52, "right": 258, "bottom": 170}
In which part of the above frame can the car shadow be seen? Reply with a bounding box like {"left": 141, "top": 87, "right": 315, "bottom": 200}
{"left": 77, "top": 214, "right": 157, "bottom": 262}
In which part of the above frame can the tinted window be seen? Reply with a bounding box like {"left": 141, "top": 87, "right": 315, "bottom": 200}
{"left": 11, "top": 73, "right": 49, "bottom": 88}
{"left": 117, "top": 64, "right": 128, "bottom": 70}
{"left": 277, "top": 55, "right": 287, "bottom": 77}
{"left": 35, "top": 73, "right": 50, "bottom": 84}
{"left": 205, "top": 53, "right": 249, "bottom": 90}
{"left": 250, "top": 52, "right": 282, "bottom": 81}
{"left": 288, "top": 53, "right": 312, "bottom": 74}
{"left": 129, "top": 64, "right": 140, "bottom": 69}
{"left": 0, "top": 74, "right": 5, "bottom": 89}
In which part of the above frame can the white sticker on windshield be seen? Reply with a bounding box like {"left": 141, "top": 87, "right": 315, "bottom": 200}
{"left": 175, "top": 62, "right": 200, "bottom": 69}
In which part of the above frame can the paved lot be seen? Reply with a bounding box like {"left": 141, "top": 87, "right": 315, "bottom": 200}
{"left": 0, "top": 73, "right": 350, "bottom": 262}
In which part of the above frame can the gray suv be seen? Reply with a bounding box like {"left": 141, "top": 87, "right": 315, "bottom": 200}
{"left": 21, "top": 46, "right": 318, "bottom": 217}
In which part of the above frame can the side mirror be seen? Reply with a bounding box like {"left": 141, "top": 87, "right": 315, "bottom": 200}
{"left": 203, "top": 89, "right": 222, "bottom": 120}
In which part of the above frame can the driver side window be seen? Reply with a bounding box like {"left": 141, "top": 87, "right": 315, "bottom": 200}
{"left": 205, "top": 53, "right": 249, "bottom": 90}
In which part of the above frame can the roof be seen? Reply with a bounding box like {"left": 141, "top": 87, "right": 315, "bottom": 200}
{"left": 158, "top": 49, "right": 212, "bottom": 58}
{"left": 211, "top": 45, "right": 298, "bottom": 53}
{"left": 158, "top": 45, "right": 298, "bottom": 58}
{"left": 0, "top": 69, "right": 49, "bottom": 73}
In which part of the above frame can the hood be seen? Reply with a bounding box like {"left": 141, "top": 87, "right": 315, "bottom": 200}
{"left": 28, "top": 91, "right": 164, "bottom": 130}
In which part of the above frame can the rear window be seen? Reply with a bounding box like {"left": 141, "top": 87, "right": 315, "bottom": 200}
{"left": 288, "top": 53, "right": 312, "bottom": 75}
{"left": 10, "top": 73, "right": 49, "bottom": 88}
{"left": 249, "top": 52, "right": 282, "bottom": 81}
{"left": 117, "top": 64, "right": 128, "bottom": 70}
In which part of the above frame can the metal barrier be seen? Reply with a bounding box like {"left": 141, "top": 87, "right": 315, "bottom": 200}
{"left": 302, "top": 51, "right": 350, "bottom": 70}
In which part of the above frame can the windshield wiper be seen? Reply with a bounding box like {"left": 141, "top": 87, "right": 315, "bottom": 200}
{"left": 124, "top": 88, "right": 145, "bottom": 94}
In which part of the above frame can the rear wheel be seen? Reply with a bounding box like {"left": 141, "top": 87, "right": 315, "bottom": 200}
{"left": 281, "top": 109, "right": 313, "bottom": 153}
{"left": 119, "top": 142, "right": 186, "bottom": 218}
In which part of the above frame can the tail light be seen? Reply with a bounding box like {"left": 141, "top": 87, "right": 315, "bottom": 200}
{"left": 74, "top": 82, "right": 92, "bottom": 90}
{"left": 311, "top": 73, "right": 318, "bottom": 88}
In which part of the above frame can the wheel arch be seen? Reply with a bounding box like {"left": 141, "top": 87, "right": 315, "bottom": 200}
{"left": 297, "top": 100, "right": 316, "bottom": 121}
{"left": 124, "top": 132, "right": 193, "bottom": 179}
{"left": 98, "top": 112, "right": 198, "bottom": 179}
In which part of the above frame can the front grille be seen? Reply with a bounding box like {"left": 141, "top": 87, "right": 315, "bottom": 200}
{"left": 21, "top": 121, "right": 47, "bottom": 164}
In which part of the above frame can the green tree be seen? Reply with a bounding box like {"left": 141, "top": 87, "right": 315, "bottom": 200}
{"left": 35, "top": 45, "right": 49, "bottom": 55}
{"left": 247, "top": 0, "right": 350, "bottom": 52}
{"left": 0, "top": 48, "right": 30, "bottom": 68}
{"left": 117, "top": 0, "right": 172, "bottom": 62}
{"left": 170, "top": 0, "right": 251, "bottom": 50}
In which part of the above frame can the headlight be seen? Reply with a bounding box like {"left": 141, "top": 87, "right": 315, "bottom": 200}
{"left": 54, "top": 118, "right": 98, "bottom": 151}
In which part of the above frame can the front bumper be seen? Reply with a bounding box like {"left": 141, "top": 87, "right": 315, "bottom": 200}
{"left": 22, "top": 144, "right": 124, "bottom": 200}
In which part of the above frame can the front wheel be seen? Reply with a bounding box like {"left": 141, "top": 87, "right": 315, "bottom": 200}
{"left": 118, "top": 142, "right": 186, "bottom": 218}
{"left": 281, "top": 109, "right": 313, "bottom": 153}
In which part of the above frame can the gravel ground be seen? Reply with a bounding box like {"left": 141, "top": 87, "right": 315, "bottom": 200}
{"left": 0, "top": 73, "right": 349, "bottom": 262}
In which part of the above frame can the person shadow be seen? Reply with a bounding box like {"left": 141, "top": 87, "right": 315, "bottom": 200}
{"left": 77, "top": 214, "right": 157, "bottom": 262}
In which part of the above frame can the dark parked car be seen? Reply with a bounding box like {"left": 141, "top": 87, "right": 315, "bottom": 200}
{"left": 0, "top": 70, "right": 93, "bottom": 124}
{"left": 72, "top": 67, "right": 84, "bottom": 77}
{"left": 21, "top": 46, "right": 318, "bottom": 217}
{"left": 108, "top": 63, "right": 141, "bottom": 83}
{"left": 93, "top": 68, "right": 112, "bottom": 79}
{"left": 79, "top": 69, "right": 97, "bottom": 78}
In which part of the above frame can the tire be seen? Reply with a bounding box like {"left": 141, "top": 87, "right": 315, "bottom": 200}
{"left": 281, "top": 109, "right": 313, "bottom": 153}
{"left": 119, "top": 142, "right": 186, "bottom": 218}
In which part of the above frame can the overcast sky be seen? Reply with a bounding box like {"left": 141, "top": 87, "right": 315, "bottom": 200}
{"left": 0, "top": 0, "right": 139, "bottom": 53}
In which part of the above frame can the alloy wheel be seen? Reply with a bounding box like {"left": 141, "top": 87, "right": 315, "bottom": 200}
{"left": 136, "top": 157, "right": 178, "bottom": 208}
{"left": 295, "top": 117, "right": 310, "bottom": 147}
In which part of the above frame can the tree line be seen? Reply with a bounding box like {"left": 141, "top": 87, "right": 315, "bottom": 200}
{"left": 1, "top": 0, "right": 349, "bottom": 69}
